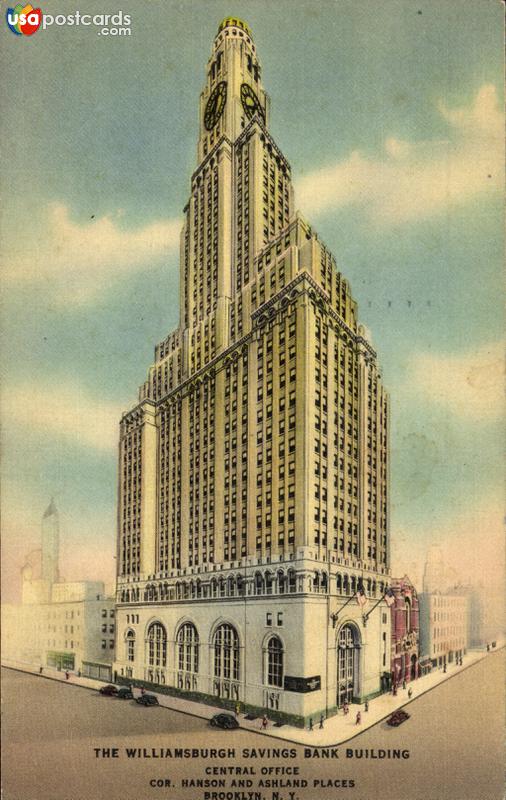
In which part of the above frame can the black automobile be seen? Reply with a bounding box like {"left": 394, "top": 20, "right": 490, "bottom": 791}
{"left": 387, "top": 709, "right": 410, "bottom": 727}
{"left": 117, "top": 687, "right": 134, "bottom": 699}
{"left": 210, "top": 713, "right": 239, "bottom": 730}
{"left": 136, "top": 693, "right": 159, "bottom": 706}
{"left": 99, "top": 684, "right": 118, "bottom": 696}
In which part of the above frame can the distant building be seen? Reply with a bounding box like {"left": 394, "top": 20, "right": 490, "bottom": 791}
{"left": 419, "top": 592, "right": 468, "bottom": 668}
{"left": 41, "top": 498, "right": 60, "bottom": 585}
{"left": 422, "top": 544, "right": 445, "bottom": 594}
{"left": 448, "top": 584, "right": 485, "bottom": 648}
{"left": 1, "top": 502, "right": 115, "bottom": 681}
{"left": 389, "top": 576, "right": 420, "bottom": 686}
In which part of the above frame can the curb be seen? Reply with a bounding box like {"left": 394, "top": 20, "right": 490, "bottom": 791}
{"left": 2, "top": 647, "right": 502, "bottom": 748}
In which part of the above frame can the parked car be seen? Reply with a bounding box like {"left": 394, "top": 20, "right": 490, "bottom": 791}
{"left": 387, "top": 709, "right": 410, "bottom": 727}
{"left": 117, "top": 687, "right": 134, "bottom": 699}
{"left": 136, "top": 693, "right": 159, "bottom": 706}
{"left": 99, "top": 685, "right": 118, "bottom": 696}
{"left": 210, "top": 713, "right": 239, "bottom": 730}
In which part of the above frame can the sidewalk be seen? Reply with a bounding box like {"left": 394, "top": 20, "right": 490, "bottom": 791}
{"left": 3, "top": 644, "right": 502, "bottom": 746}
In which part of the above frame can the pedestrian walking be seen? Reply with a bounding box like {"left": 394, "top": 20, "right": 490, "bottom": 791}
{"left": 308, "top": 718, "right": 313, "bottom": 731}
{"left": 261, "top": 714, "right": 268, "bottom": 730}
{"left": 355, "top": 711, "right": 361, "bottom": 725}
{"left": 364, "top": 700, "right": 369, "bottom": 712}
{"left": 402, "top": 679, "right": 406, "bottom": 690}
{"left": 235, "top": 703, "right": 241, "bottom": 718}
{"left": 65, "top": 671, "right": 69, "bottom": 680}
{"left": 343, "top": 701, "right": 349, "bottom": 716}
{"left": 408, "top": 688, "right": 413, "bottom": 699}
{"left": 393, "top": 685, "right": 397, "bottom": 696}
{"left": 39, "top": 666, "right": 43, "bottom": 675}
{"left": 319, "top": 714, "right": 324, "bottom": 729}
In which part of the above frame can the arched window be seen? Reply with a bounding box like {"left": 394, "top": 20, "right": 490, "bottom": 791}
{"left": 255, "top": 572, "right": 264, "bottom": 595}
{"left": 405, "top": 598, "right": 411, "bottom": 633}
{"left": 147, "top": 622, "right": 167, "bottom": 667}
{"left": 126, "top": 629, "right": 135, "bottom": 662}
{"left": 266, "top": 636, "right": 284, "bottom": 687}
{"left": 337, "top": 623, "right": 360, "bottom": 707}
{"left": 177, "top": 623, "right": 199, "bottom": 674}
{"left": 214, "top": 623, "right": 239, "bottom": 682}
{"left": 278, "top": 570, "right": 286, "bottom": 594}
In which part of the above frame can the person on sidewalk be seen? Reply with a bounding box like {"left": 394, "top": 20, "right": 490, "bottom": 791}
{"left": 308, "top": 718, "right": 313, "bottom": 731}
{"left": 408, "top": 688, "right": 413, "bottom": 699}
{"left": 343, "top": 701, "right": 349, "bottom": 716}
{"left": 355, "top": 711, "right": 361, "bottom": 725}
{"left": 319, "top": 714, "right": 324, "bottom": 729}
{"left": 364, "top": 700, "right": 369, "bottom": 712}
{"left": 39, "top": 666, "right": 43, "bottom": 675}
{"left": 65, "top": 671, "right": 70, "bottom": 680}
{"left": 235, "top": 703, "right": 241, "bottom": 718}
{"left": 261, "top": 715, "right": 268, "bottom": 730}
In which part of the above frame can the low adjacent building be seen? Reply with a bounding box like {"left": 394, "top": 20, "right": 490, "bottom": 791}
{"left": 419, "top": 591, "right": 468, "bottom": 668}
{"left": 1, "top": 501, "right": 115, "bottom": 681}
{"left": 389, "top": 576, "right": 420, "bottom": 687}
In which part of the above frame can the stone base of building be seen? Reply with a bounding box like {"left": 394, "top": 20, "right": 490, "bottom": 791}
{"left": 113, "top": 566, "right": 392, "bottom": 728}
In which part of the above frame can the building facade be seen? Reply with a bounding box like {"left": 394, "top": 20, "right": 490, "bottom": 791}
{"left": 114, "top": 17, "right": 391, "bottom": 726}
{"left": 2, "top": 502, "right": 115, "bottom": 680}
{"left": 419, "top": 592, "right": 468, "bottom": 668}
{"left": 389, "top": 576, "right": 420, "bottom": 687}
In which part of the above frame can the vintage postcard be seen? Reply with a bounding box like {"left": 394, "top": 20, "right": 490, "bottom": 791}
{"left": 1, "top": 1, "right": 504, "bottom": 799}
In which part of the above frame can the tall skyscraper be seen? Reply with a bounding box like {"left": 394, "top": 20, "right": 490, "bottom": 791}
{"left": 114, "top": 17, "right": 391, "bottom": 725}
{"left": 41, "top": 498, "right": 60, "bottom": 586}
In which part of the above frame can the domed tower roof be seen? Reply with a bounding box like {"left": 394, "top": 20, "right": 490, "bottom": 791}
{"left": 217, "top": 16, "right": 252, "bottom": 36}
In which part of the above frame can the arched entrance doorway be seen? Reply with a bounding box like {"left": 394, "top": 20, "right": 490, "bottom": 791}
{"left": 337, "top": 624, "right": 361, "bottom": 707}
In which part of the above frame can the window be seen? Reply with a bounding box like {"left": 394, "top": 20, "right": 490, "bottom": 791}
{"left": 147, "top": 622, "right": 167, "bottom": 667}
{"left": 214, "top": 623, "right": 239, "bottom": 682}
{"left": 126, "top": 629, "right": 135, "bottom": 662}
{"left": 266, "top": 636, "right": 283, "bottom": 687}
{"left": 277, "top": 612, "right": 283, "bottom": 627}
{"left": 177, "top": 623, "right": 199, "bottom": 674}
{"left": 266, "top": 612, "right": 272, "bottom": 626}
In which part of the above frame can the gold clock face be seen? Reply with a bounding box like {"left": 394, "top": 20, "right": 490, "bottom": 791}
{"left": 204, "top": 82, "right": 227, "bottom": 130}
{"left": 240, "top": 83, "right": 265, "bottom": 122}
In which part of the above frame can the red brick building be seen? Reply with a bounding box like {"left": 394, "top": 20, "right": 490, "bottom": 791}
{"left": 390, "top": 576, "right": 420, "bottom": 687}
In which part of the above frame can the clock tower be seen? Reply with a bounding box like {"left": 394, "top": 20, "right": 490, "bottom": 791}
{"left": 198, "top": 17, "right": 270, "bottom": 160}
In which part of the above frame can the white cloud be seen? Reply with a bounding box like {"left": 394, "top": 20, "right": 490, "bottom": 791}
{"left": 406, "top": 340, "right": 504, "bottom": 420}
{"left": 3, "top": 203, "right": 182, "bottom": 304}
{"left": 296, "top": 84, "right": 503, "bottom": 224}
{"left": 1, "top": 379, "right": 124, "bottom": 452}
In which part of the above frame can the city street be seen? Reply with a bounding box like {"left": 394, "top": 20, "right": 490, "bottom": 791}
{"left": 2, "top": 649, "right": 504, "bottom": 800}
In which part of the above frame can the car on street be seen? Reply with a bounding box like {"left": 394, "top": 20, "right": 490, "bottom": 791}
{"left": 387, "top": 709, "right": 410, "bottom": 727}
{"left": 210, "top": 713, "right": 239, "bottom": 730}
{"left": 99, "top": 685, "right": 118, "bottom": 696}
{"left": 117, "top": 687, "right": 134, "bottom": 699}
{"left": 136, "top": 693, "right": 159, "bottom": 706}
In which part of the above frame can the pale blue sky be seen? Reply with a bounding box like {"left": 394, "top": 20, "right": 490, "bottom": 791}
{"left": 1, "top": 0, "right": 503, "bottom": 599}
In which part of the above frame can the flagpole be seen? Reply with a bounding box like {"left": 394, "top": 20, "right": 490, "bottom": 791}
{"left": 330, "top": 591, "right": 358, "bottom": 627}
{"left": 363, "top": 591, "right": 391, "bottom": 626}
